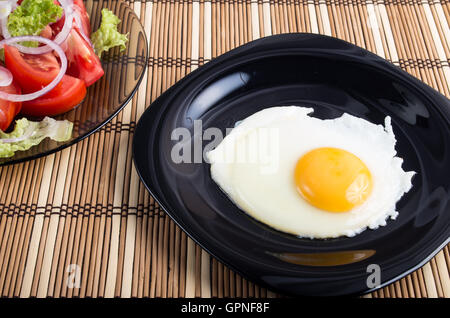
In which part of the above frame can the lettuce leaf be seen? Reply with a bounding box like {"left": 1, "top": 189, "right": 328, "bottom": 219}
{"left": 0, "top": 117, "right": 73, "bottom": 158}
{"left": 91, "top": 9, "right": 128, "bottom": 58}
{"left": 7, "top": 0, "right": 63, "bottom": 47}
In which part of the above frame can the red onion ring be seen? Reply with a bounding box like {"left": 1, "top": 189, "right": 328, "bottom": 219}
{"left": 0, "top": 124, "right": 34, "bottom": 143}
{"left": 0, "top": 19, "right": 9, "bottom": 38}
{"left": 0, "top": 2, "right": 12, "bottom": 39}
{"left": 0, "top": 0, "right": 14, "bottom": 21}
{"left": 73, "top": 9, "right": 93, "bottom": 47}
{"left": 0, "top": 36, "right": 67, "bottom": 102}
{"left": 0, "top": 66, "right": 13, "bottom": 87}
{"left": 1, "top": 1, "right": 74, "bottom": 55}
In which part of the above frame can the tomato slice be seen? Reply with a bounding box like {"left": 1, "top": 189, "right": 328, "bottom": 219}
{"left": 51, "top": 1, "right": 103, "bottom": 87}
{"left": 64, "top": 26, "right": 104, "bottom": 87}
{"left": 4, "top": 45, "right": 60, "bottom": 93}
{"left": 21, "top": 75, "right": 87, "bottom": 117}
{"left": 0, "top": 80, "right": 22, "bottom": 131}
{"left": 73, "top": 0, "right": 91, "bottom": 36}
{"left": 73, "top": 0, "right": 88, "bottom": 13}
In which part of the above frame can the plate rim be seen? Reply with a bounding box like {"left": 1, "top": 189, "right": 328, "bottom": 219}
{"left": 133, "top": 32, "right": 450, "bottom": 296}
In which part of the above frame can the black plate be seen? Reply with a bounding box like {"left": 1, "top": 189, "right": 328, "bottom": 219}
{"left": 133, "top": 33, "right": 450, "bottom": 296}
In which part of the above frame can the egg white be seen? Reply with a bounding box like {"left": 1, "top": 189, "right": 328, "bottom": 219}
{"left": 207, "top": 106, "right": 415, "bottom": 239}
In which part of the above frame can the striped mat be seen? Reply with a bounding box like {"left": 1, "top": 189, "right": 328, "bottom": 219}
{"left": 0, "top": 0, "right": 449, "bottom": 298}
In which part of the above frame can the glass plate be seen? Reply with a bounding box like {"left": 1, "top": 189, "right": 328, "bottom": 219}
{"left": 0, "top": 0, "right": 148, "bottom": 166}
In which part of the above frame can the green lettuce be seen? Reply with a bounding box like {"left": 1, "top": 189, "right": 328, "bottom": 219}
{"left": 0, "top": 117, "right": 73, "bottom": 158}
{"left": 91, "top": 9, "right": 128, "bottom": 58}
{"left": 7, "top": 0, "right": 63, "bottom": 47}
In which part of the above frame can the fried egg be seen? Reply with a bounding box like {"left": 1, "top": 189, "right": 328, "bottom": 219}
{"left": 207, "top": 106, "right": 415, "bottom": 238}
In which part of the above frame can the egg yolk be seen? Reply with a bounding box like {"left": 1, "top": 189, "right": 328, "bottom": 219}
{"left": 294, "top": 147, "right": 373, "bottom": 212}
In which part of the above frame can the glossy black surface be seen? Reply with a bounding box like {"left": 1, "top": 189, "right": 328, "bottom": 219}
{"left": 133, "top": 34, "right": 450, "bottom": 296}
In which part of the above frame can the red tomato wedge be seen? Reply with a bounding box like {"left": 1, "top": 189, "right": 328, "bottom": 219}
{"left": 73, "top": 0, "right": 88, "bottom": 14}
{"left": 51, "top": 2, "right": 103, "bottom": 86}
{"left": 4, "top": 45, "right": 60, "bottom": 93}
{"left": 21, "top": 75, "right": 87, "bottom": 117}
{"left": 52, "top": 2, "right": 91, "bottom": 37}
{"left": 64, "top": 26, "right": 104, "bottom": 87}
{"left": 73, "top": 0, "right": 91, "bottom": 36}
{"left": 0, "top": 80, "right": 22, "bottom": 131}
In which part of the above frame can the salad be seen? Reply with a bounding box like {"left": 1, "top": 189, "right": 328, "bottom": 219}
{"left": 0, "top": 0, "right": 128, "bottom": 158}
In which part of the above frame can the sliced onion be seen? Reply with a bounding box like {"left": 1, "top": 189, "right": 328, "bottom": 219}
{"left": 10, "top": 0, "right": 18, "bottom": 10}
{"left": 0, "top": 36, "right": 67, "bottom": 102}
{"left": 14, "top": 13, "right": 74, "bottom": 55}
{"left": 1, "top": 1, "right": 21, "bottom": 37}
{"left": 78, "top": 28, "right": 93, "bottom": 47}
{"left": 0, "top": 66, "right": 13, "bottom": 87}
{"left": 71, "top": 4, "right": 93, "bottom": 48}
{"left": 0, "top": 123, "right": 34, "bottom": 143}
{"left": 1, "top": 1, "right": 74, "bottom": 55}
{"left": 0, "top": 1, "right": 12, "bottom": 20}
{"left": 73, "top": 11, "right": 93, "bottom": 47}
{"left": 0, "top": 0, "right": 13, "bottom": 38}
{"left": 73, "top": 10, "right": 85, "bottom": 36}
{"left": 0, "top": 17, "right": 10, "bottom": 39}
{"left": 59, "top": 0, "right": 74, "bottom": 9}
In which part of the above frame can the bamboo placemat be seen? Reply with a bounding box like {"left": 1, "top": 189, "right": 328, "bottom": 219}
{"left": 0, "top": 0, "right": 449, "bottom": 298}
